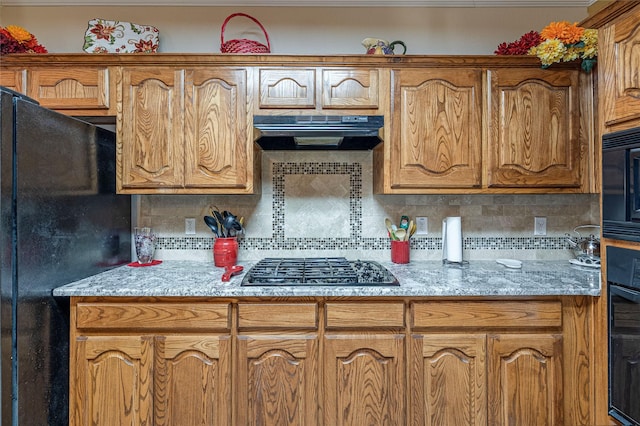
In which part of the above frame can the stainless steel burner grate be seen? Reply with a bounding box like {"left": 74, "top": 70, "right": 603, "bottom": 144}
{"left": 241, "top": 257, "right": 399, "bottom": 286}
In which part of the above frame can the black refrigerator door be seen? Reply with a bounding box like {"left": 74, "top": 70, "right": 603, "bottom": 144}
{"left": 2, "top": 89, "right": 131, "bottom": 426}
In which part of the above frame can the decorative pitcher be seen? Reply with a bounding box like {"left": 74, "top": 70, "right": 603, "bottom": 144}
{"left": 362, "top": 37, "right": 407, "bottom": 55}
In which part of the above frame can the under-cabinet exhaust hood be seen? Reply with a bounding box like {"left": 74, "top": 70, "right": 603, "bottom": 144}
{"left": 253, "top": 115, "right": 384, "bottom": 150}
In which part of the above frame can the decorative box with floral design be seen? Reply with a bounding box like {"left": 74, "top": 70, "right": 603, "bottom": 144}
{"left": 83, "top": 18, "right": 159, "bottom": 54}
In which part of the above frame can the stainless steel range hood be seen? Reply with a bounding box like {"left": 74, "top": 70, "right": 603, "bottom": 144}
{"left": 253, "top": 115, "right": 384, "bottom": 150}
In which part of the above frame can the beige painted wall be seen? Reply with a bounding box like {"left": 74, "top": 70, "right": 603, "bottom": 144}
{"left": 1, "top": 6, "right": 587, "bottom": 54}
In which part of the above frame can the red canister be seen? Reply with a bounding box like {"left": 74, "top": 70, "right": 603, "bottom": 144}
{"left": 213, "top": 237, "right": 238, "bottom": 267}
{"left": 391, "top": 240, "right": 410, "bottom": 264}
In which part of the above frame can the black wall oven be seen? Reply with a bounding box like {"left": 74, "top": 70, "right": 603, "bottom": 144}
{"left": 603, "top": 127, "right": 640, "bottom": 242}
{"left": 608, "top": 246, "right": 640, "bottom": 426}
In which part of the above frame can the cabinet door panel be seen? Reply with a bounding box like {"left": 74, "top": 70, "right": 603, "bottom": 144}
{"left": 236, "top": 334, "right": 320, "bottom": 426}
{"left": 601, "top": 6, "right": 640, "bottom": 126}
{"left": 391, "top": 68, "right": 483, "bottom": 188}
{"left": 73, "top": 335, "right": 153, "bottom": 426}
{"left": 28, "top": 67, "right": 111, "bottom": 113}
{"left": 489, "top": 69, "right": 580, "bottom": 188}
{"left": 322, "top": 69, "right": 379, "bottom": 109}
{"left": 411, "top": 334, "right": 486, "bottom": 426}
{"left": 119, "top": 68, "right": 184, "bottom": 189}
{"left": 155, "top": 335, "right": 231, "bottom": 426}
{"left": 259, "top": 68, "right": 315, "bottom": 108}
{"left": 184, "top": 68, "right": 249, "bottom": 188}
{"left": 488, "top": 334, "right": 563, "bottom": 426}
{"left": 324, "top": 334, "right": 405, "bottom": 425}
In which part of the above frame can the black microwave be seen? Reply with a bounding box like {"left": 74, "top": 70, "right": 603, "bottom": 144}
{"left": 602, "top": 127, "right": 640, "bottom": 242}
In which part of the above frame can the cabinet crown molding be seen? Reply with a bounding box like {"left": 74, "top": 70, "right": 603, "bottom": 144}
{"left": 1, "top": 0, "right": 595, "bottom": 6}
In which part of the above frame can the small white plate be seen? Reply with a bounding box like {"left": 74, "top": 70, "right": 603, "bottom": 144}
{"left": 569, "top": 258, "right": 601, "bottom": 269}
{"left": 496, "top": 259, "right": 523, "bottom": 269}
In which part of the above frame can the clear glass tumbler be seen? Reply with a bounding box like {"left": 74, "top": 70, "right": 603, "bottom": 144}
{"left": 134, "top": 227, "right": 156, "bottom": 264}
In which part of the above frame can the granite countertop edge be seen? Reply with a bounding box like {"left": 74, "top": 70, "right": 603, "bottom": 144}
{"left": 53, "top": 260, "right": 602, "bottom": 298}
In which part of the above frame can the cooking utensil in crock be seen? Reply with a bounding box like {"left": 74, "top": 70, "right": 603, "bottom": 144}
{"left": 385, "top": 218, "right": 397, "bottom": 240}
{"left": 204, "top": 216, "right": 220, "bottom": 237}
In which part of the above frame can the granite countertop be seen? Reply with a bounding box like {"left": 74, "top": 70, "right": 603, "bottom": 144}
{"left": 53, "top": 260, "right": 601, "bottom": 298}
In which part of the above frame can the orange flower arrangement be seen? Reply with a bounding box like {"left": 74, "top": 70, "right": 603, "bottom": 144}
{"left": 0, "top": 25, "right": 48, "bottom": 54}
{"left": 529, "top": 21, "right": 597, "bottom": 72}
{"left": 496, "top": 21, "right": 597, "bottom": 72}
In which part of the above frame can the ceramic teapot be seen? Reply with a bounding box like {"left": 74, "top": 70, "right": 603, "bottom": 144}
{"left": 362, "top": 37, "right": 407, "bottom": 55}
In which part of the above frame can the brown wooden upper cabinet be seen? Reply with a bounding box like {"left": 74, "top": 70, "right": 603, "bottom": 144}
{"left": 488, "top": 68, "right": 582, "bottom": 189}
{"left": 1, "top": 66, "right": 114, "bottom": 116}
{"left": 386, "top": 68, "right": 483, "bottom": 190}
{"left": 0, "top": 56, "right": 592, "bottom": 195}
{"left": 374, "top": 66, "right": 585, "bottom": 194}
{"left": 600, "top": 3, "right": 640, "bottom": 128}
{"left": 118, "top": 66, "right": 259, "bottom": 194}
{"left": 257, "top": 67, "right": 382, "bottom": 111}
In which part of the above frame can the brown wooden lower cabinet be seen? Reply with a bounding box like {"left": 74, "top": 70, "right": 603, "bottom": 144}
{"left": 69, "top": 297, "right": 592, "bottom": 425}
{"left": 235, "top": 334, "right": 320, "bottom": 425}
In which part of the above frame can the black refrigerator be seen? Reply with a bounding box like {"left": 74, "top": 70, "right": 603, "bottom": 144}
{"left": 0, "top": 87, "right": 131, "bottom": 425}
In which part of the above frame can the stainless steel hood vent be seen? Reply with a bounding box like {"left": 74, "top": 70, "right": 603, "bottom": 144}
{"left": 253, "top": 115, "right": 383, "bottom": 150}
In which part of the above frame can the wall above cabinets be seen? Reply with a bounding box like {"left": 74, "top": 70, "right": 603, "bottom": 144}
{"left": 0, "top": 54, "right": 596, "bottom": 195}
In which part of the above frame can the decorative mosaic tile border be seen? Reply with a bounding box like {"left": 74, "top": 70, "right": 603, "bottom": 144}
{"left": 155, "top": 236, "right": 572, "bottom": 251}
{"left": 154, "top": 161, "right": 573, "bottom": 253}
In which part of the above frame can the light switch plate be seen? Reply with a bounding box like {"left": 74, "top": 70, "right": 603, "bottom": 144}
{"left": 416, "top": 216, "right": 428, "bottom": 235}
{"left": 185, "top": 218, "right": 196, "bottom": 235}
{"left": 534, "top": 217, "right": 547, "bottom": 236}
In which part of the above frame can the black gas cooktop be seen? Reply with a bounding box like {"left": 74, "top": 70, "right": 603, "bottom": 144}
{"left": 241, "top": 257, "right": 399, "bottom": 286}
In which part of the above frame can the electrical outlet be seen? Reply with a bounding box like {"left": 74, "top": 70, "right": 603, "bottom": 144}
{"left": 416, "top": 216, "right": 428, "bottom": 235}
{"left": 185, "top": 218, "right": 196, "bottom": 235}
{"left": 534, "top": 217, "right": 547, "bottom": 236}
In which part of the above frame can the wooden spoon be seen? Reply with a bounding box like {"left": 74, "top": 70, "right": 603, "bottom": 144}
{"left": 385, "top": 218, "right": 397, "bottom": 240}
{"left": 395, "top": 228, "right": 407, "bottom": 241}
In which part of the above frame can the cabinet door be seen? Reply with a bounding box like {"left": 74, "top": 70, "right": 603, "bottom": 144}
{"left": 322, "top": 68, "right": 379, "bottom": 109}
{"left": 27, "top": 67, "right": 113, "bottom": 115}
{"left": 600, "top": 5, "right": 640, "bottom": 127}
{"left": 184, "top": 68, "right": 251, "bottom": 190}
{"left": 390, "top": 68, "right": 483, "bottom": 189}
{"left": 0, "top": 68, "right": 26, "bottom": 93}
{"left": 154, "top": 335, "right": 231, "bottom": 426}
{"left": 487, "top": 334, "right": 563, "bottom": 426}
{"left": 488, "top": 69, "right": 581, "bottom": 189}
{"left": 324, "top": 334, "right": 405, "bottom": 425}
{"left": 258, "top": 68, "right": 316, "bottom": 108}
{"left": 236, "top": 334, "right": 320, "bottom": 426}
{"left": 410, "top": 334, "right": 486, "bottom": 426}
{"left": 119, "top": 67, "right": 184, "bottom": 190}
{"left": 72, "top": 335, "right": 153, "bottom": 426}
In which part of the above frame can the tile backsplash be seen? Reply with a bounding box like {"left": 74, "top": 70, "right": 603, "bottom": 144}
{"left": 139, "top": 151, "right": 599, "bottom": 263}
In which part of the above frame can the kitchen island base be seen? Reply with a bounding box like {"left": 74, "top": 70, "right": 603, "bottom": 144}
{"left": 69, "top": 296, "right": 595, "bottom": 426}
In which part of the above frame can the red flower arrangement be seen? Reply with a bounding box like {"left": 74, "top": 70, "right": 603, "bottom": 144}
{"left": 0, "top": 25, "right": 48, "bottom": 55}
{"left": 494, "top": 31, "right": 542, "bottom": 55}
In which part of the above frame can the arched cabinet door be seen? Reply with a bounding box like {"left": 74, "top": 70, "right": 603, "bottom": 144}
{"left": 487, "top": 333, "right": 564, "bottom": 426}
{"left": 73, "top": 335, "right": 154, "bottom": 426}
{"left": 323, "top": 334, "right": 405, "bottom": 425}
{"left": 488, "top": 68, "right": 581, "bottom": 189}
{"left": 600, "top": 4, "right": 640, "bottom": 127}
{"left": 119, "top": 67, "right": 184, "bottom": 190}
{"left": 410, "top": 334, "right": 487, "bottom": 426}
{"left": 389, "top": 68, "right": 483, "bottom": 189}
{"left": 183, "top": 68, "right": 252, "bottom": 191}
